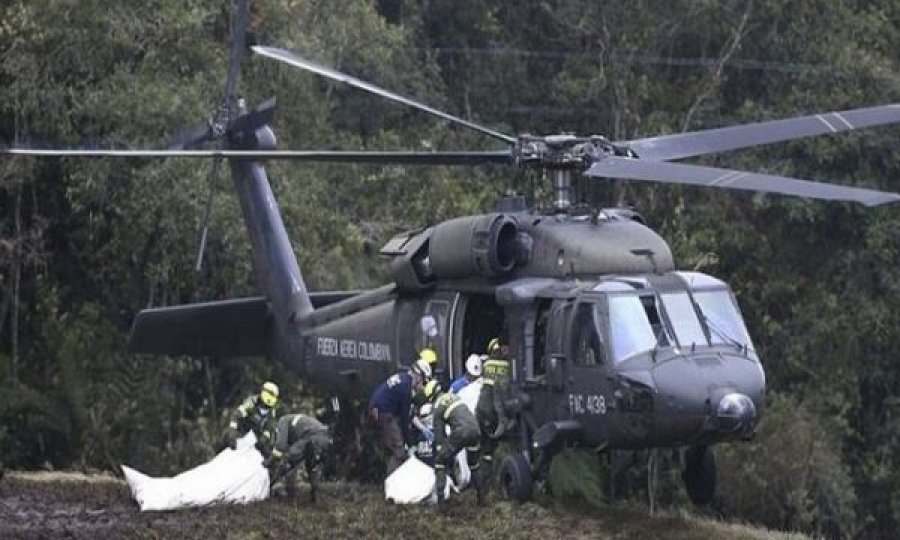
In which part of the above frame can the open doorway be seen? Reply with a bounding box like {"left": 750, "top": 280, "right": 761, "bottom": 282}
{"left": 458, "top": 294, "right": 505, "bottom": 375}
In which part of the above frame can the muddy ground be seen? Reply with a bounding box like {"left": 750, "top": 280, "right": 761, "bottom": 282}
{"left": 0, "top": 472, "right": 807, "bottom": 540}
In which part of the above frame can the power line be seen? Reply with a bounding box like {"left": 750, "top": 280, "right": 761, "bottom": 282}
{"left": 428, "top": 47, "right": 863, "bottom": 75}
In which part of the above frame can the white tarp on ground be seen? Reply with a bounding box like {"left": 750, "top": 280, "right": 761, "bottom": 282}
{"left": 122, "top": 433, "right": 270, "bottom": 511}
{"left": 384, "top": 455, "right": 453, "bottom": 504}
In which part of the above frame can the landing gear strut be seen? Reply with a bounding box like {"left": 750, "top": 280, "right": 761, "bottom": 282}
{"left": 682, "top": 445, "right": 717, "bottom": 505}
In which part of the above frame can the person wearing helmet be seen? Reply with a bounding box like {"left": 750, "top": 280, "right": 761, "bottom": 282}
{"left": 222, "top": 381, "right": 280, "bottom": 457}
{"left": 419, "top": 347, "right": 438, "bottom": 367}
{"left": 475, "top": 338, "right": 513, "bottom": 492}
{"left": 450, "top": 353, "right": 483, "bottom": 394}
{"left": 410, "top": 387, "right": 437, "bottom": 466}
{"left": 428, "top": 383, "right": 483, "bottom": 508}
{"left": 265, "top": 413, "right": 333, "bottom": 502}
{"left": 368, "top": 359, "right": 431, "bottom": 475}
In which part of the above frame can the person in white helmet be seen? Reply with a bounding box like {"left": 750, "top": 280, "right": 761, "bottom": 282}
{"left": 367, "top": 359, "right": 432, "bottom": 475}
{"left": 449, "top": 353, "right": 483, "bottom": 394}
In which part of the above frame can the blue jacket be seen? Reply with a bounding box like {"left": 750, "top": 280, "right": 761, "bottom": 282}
{"left": 369, "top": 371, "right": 414, "bottom": 441}
{"left": 449, "top": 376, "right": 470, "bottom": 394}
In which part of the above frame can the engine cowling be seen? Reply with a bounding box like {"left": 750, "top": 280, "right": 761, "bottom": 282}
{"left": 429, "top": 213, "right": 520, "bottom": 278}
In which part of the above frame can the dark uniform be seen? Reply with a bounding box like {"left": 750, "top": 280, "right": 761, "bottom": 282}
{"left": 475, "top": 346, "right": 512, "bottom": 491}
{"left": 368, "top": 371, "right": 416, "bottom": 475}
{"left": 271, "top": 414, "right": 332, "bottom": 501}
{"left": 224, "top": 394, "right": 278, "bottom": 456}
{"left": 433, "top": 391, "right": 482, "bottom": 505}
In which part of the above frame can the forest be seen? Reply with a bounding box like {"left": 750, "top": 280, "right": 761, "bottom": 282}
{"left": 1, "top": 1, "right": 899, "bottom": 538}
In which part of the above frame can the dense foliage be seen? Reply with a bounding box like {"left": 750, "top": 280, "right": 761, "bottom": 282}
{"left": 1, "top": 1, "right": 898, "bottom": 537}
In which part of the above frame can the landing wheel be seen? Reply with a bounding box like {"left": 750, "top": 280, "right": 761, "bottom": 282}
{"left": 499, "top": 453, "right": 533, "bottom": 502}
{"left": 682, "top": 445, "right": 717, "bottom": 506}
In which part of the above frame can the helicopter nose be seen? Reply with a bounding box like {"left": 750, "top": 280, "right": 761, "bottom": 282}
{"left": 716, "top": 392, "right": 757, "bottom": 436}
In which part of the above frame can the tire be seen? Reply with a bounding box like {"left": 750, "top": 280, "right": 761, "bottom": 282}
{"left": 499, "top": 453, "right": 533, "bottom": 503}
{"left": 682, "top": 446, "right": 717, "bottom": 506}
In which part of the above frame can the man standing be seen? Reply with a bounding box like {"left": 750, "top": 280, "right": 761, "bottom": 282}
{"left": 266, "top": 413, "right": 333, "bottom": 501}
{"left": 222, "top": 381, "right": 280, "bottom": 457}
{"left": 475, "top": 338, "right": 513, "bottom": 493}
{"left": 427, "top": 383, "right": 483, "bottom": 507}
{"left": 368, "top": 359, "right": 431, "bottom": 475}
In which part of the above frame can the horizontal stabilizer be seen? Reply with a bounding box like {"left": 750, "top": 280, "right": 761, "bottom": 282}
{"left": 130, "top": 297, "right": 271, "bottom": 357}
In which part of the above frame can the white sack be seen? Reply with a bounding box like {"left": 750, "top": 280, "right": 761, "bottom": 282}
{"left": 122, "top": 433, "right": 270, "bottom": 511}
{"left": 456, "top": 379, "right": 482, "bottom": 415}
{"left": 450, "top": 379, "right": 483, "bottom": 489}
{"left": 384, "top": 455, "right": 452, "bottom": 504}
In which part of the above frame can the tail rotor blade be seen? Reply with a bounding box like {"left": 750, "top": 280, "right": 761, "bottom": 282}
{"left": 195, "top": 0, "right": 251, "bottom": 272}
{"left": 195, "top": 157, "right": 223, "bottom": 271}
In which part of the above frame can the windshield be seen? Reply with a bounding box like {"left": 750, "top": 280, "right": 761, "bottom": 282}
{"left": 693, "top": 289, "right": 754, "bottom": 351}
{"left": 660, "top": 292, "right": 708, "bottom": 348}
{"left": 609, "top": 295, "right": 668, "bottom": 363}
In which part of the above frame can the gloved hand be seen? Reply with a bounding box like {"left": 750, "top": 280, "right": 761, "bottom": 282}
{"left": 226, "top": 429, "right": 239, "bottom": 450}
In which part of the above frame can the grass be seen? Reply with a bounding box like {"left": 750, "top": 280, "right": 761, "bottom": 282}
{"left": 0, "top": 472, "right": 810, "bottom": 540}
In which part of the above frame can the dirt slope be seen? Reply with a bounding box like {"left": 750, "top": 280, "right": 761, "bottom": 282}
{"left": 0, "top": 472, "right": 807, "bottom": 540}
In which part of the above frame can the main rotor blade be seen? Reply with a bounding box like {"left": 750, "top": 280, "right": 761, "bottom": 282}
{"left": 621, "top": 103, "right": 900, "bottom": 161}
{"left": 587, "top": 156, "right": 900, "bottom": 206}
{"left": 252, "top": 45, "right": 517, "bottom": 145}
{"left": 224, "top": 0, "right": 250, "bottom": 107}
{"left": 168, "top": 124, "right": 213, "bottom": 151}
{"left": 1, "top": 148, "right": 513, "bottom": 165}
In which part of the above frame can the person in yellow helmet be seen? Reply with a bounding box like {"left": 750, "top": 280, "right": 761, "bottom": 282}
{"left": 475, "top": 338, "right": 513, "bottom": 496}
{"left": 424, "top": 382, "right": 483, "bottom": 508}
{"left": 419, "top": 347, "right": 438, "bottom": 367}
{"left": 221, "top": 381, "right": 280, "bottom": 457}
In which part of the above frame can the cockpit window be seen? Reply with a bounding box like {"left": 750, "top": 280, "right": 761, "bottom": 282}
{"left": 693, "top": 289, "right": 754, "bottom": 352}
{"left": 660, "top": 292, "right": 708, "bottom": 348}
{"left": 609, "top": 295, "right": 665, "bottom": 363}
{"left": 571, "top": 303, "right": 605, "bottom": 367}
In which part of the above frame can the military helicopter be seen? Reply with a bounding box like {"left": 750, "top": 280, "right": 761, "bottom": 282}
{"left": 4, "top": 1, "right": 900, "bottom": 506}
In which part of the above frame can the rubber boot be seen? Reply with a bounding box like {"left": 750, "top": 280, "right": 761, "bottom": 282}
{"left": 480, "top": 456, "right": 493, "bottom": 500}
{"left": 435, "top": 466, "right": 448, "bottom": 511}
{"left": 306, "top": 458, "right": 318, "bottom": 503}
{"left": 471, "top": 466, "right": 484, "bottom": 505}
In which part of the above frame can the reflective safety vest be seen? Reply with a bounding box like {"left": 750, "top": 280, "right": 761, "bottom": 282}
{"left": 433, "top": 392, "right": 479, "bottom": 447}
{"left": 482, "top": 357, "right": 510, "bottom": 386}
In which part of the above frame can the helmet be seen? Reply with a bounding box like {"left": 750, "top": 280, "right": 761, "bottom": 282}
{"left": 260, "top": 381, "right": 279, "bottom": 408}
{"left": 465, "top": 354, "right": 483, "bottom": 377}
{"left": 422, "top": 379, "right": 440, "bottom": 401}
{"left": 487, "top": 337, "right": 501, "bottom": 355}
{"left": 419, "top": 348, "right": 438, "bottom": 365}
{"left": 411, "top": 359, "right": 433, "bottom": 380}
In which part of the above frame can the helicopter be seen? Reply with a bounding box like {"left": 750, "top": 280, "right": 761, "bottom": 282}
{"left": 4, "top": 1, "right": 900, "bottom": 506}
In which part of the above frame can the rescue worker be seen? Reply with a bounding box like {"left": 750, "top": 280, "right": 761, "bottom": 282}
{"left": 425, "top": 381, "right": 483, "bottom": 507}
{"left": 450, "top": 354, "right": 482, "bottom": 394}
{"left": 265, "top": 413, "right": 333, "bottom": 502}
{"left": 368, "top": 359, "right": 432, "bottom": 475}
{"left": 410, "top": 400, "right": 436, "bottom": 466}
{"left": 419, "top": 347, "right": 438, "bottom": 369}
{"left": 475, "top": 338, "right": 513, "bottom": 492}
{"left": 221, "top": 381, "right": 280, "bottom": 456}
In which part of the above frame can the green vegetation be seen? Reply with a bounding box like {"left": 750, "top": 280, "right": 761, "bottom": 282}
{"left": 1, "top": 473, "right": 809, "bottom": 539}
{"left": 1, "top": 1, "right": 899, "bottom": 538}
